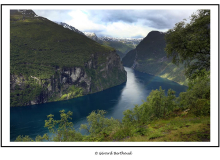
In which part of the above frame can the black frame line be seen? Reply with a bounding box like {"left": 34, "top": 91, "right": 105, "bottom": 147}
{"left": 1, "top": 3, "right": 219, "bottom": 147}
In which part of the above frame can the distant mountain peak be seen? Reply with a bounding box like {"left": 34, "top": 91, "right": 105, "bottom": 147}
{"left": 54, "top": 21, "right": 85, "bottom": 36}
{"left": 83, "top": 32, "right": 99, "bottom": 41}
{"left": 83, "top": 32, "right": 96, "bottom": 36}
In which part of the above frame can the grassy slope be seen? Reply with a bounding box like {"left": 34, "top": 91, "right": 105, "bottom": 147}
{"left": 118, "top": 110, "right": 210, "bottom": 142}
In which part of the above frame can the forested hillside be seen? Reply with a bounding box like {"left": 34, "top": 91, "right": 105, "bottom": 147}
{"left": 15, "top": 10, "right": 210, "bottom": 142}
{"left": 10, "top": 10, "right": 127, "bottom": 107}
{"left": 101, "top": 40, "right": 134, "bottom": 59}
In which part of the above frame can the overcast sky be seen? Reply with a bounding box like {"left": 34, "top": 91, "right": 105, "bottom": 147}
{"left": 33, "top": 9, "right": 199, "bottom": 38}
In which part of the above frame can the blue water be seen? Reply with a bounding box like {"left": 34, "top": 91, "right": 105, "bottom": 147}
{"left": 10, "top": 67, "right": 187, "bottom": 141}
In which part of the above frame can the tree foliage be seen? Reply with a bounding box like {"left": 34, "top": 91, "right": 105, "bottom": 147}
{"left": 165, "top": 10, "right": 210, "bottom": 79}
{"left": 178, "top": 69, "right": 210, "bottom": 116}
{"left": 44, "top": 110, "right": 83, "bottom": 141}
{"left": 15, "top": 135, "right": 34, "bottom": 142}
{"left": 123, "top": 103, "right": 153, "bottom": 126}
{"left": 80, "top": 110, "right": 120, "bottom": 138}
{"left": 123, "top": 86, "right": 177, "bottom": 127}
{"left": 147, "top": 87, "right": 177, "bottom": 118}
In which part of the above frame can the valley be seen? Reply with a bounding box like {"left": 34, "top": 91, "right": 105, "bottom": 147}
{"left": 122, "top": 31, "right": 188, "bottom": 85}
{"left": 56, "top": 21, "right": 142, "bottom": 59}
{"left": 55, "top": 20, "right": 188, "bottom": 85}
{"left": 9, "top": 9, "right": 210, "bottom": 144}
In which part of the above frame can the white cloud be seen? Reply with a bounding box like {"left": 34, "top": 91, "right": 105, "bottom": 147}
{"left": 65, "top": 10, "right": 106, "bottom": 32}
{"left": 33, "top": 9, "right": 199, "bottom": 38}
{"left": 65, "top": 10, "right": 162, "bottom": 38}
{"left": 103, "top": 21, "right": 149, "bottom": 38}
{"left": 33, "top": 9, "right": 72, "bottom": 22}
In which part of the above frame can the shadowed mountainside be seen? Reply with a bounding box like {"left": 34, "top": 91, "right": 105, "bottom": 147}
{"left": 122, "top": 31, "right": 187, "bottom": 85}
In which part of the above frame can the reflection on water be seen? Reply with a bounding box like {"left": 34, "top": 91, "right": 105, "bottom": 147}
{"left": 10, "top": 67, "right": 187, "bottom": 141}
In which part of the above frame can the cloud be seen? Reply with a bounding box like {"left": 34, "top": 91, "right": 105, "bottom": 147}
{"left": 33, "top": 10, "right": 73, "bottom": 22}
{"left": 86, "top": 9, "right": 197, "bottom": 30}
{"left": 65, "top": 10, "right": 107, "bottom": 33}
{"left": 87, "top": 10, "right": 138, "bottom": 24}
{"left": 33, "top": 9, "right": 199, "bottom": 38}
{"left": 101, "top": 21, "right": 152, "bottom": 38}
{"left": 142, "top": 10, "right": 196, "bottom": 29}
{"left": 79, "top": 9, "right": 198, "bottom": 37}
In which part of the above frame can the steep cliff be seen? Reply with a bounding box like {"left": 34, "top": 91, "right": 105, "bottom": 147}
{"left": 122, "top": 31, "right": 187, "bottom": 85}
{"left": 10, "top": 10, "right": 126, "bottom": 107}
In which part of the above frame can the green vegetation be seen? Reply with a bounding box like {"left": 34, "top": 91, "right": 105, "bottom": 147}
{"left": 14, "top": 9, "right": 210, "bottom": 142}
{"left": 158, "top": 62, "right": 188, "bottom": 85}
{"left": 122, "top": 31, "right": 188, "bottom": 85}
{"left": 165, "top": 10, "right": 210, "bottom": 80}
{"left": 101, "top": 40, "right": 134, "bottom": 59}
{"left": 80, "top": 110, "right": 121, "bottom": 141}
{"left": 56, "top": 85, "right": 83, "bottom": 101}
{"left": 10, "top": 77, "right": 44, "bottom": 106}
{"left": 85, "top": 33, "right": 136, "bottom": 59}
{"left": 15, "top": 73, "right": 210, "bottom": 142}
{"left": 10, "top": 11, "right": 113, "bottom": 79}
{"left": 126, "top": 115, "right": 209, "bottom": 142}
{"left": 122, "top": 9, "right": 210, "bottom": 85}
{"left": 10, "top": 10, "right": 126, "bottom": 107}
{"left": 44, "top": 110, "right": 83, "bottom": 141}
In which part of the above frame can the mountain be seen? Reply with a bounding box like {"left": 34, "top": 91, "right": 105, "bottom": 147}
{"left": 55, "top": 21, "right": 85, "bottom": 36}
{"left": 84, "top": 32, "right": 100, "bottom": 42}
{"left": 101, "top": 39, "right": 134, "bottom": 59}
{"left": 83, "top": 32, "right": 142, "bottom": 59}
{"left": 10, "top": 9, "right": 127, "bottom": 107}
{"left": 54, "top": 23, "right": 138, "bottom": 59}
{"left": 122, "top": 31, "right": 187, "bottom": 85}
{"left": 99, "top": 36, "right": 142, "bottom": 46}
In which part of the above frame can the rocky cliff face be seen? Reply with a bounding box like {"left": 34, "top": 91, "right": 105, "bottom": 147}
{"left": 10, "top": 51, "right": 126, "bottom": 107}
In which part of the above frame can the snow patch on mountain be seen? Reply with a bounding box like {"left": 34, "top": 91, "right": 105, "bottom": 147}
{"left": 54, "top": 22, "right": 85, "bottom": 36}
{"left": 53, "top": 22, "right": 143, "bottom": 45}
{"left": 83, "top": 32, "right": 99, "bottom": 41}
{"left": 84, "top": 32, "right": 96, "bottom": 36}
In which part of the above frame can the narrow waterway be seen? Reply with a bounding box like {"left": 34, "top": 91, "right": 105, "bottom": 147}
{"left": 10, "top": 67, "right": 187, "bottom": 141}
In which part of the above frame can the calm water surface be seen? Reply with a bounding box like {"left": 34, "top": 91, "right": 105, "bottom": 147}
{"left": 10, "top": 67, "right": 187, "bottom": 141}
